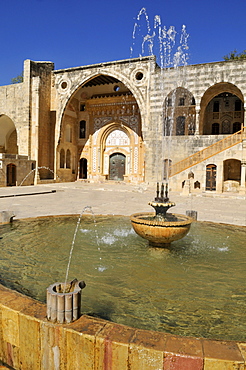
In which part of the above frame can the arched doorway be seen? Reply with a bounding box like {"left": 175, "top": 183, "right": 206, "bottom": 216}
{"left": 206, "top": 164, "right": 216, "bottom": 191}
{"left": 223, "top": 159, "right": 241, "bottom": 182}
{"left": 7, "top": 164, "right": 16, "bottom": 186}
{"left": 79, "top": 158, "right": 87, "bottom": 179}
{"left": 109, "top": 153, "right": 125, "bottom": 181}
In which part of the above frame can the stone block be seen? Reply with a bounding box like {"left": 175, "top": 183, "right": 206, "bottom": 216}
{"left": 65, "top": 315, "right": 106, "bottom": 370}
{"left": 1, "top": 306, "right": 19, "bottom": 368}
{"left": 202, "top": 339, "right": 244, "bottom": 369}
{"left": 128, "top": 328, "right": 167, "bottom": 370}
{"left": 164, "top": 335, "right": 203, "bottom": 369}
{"left": 19, "top": 313, "right": 41, "bottom": 369}
{"left": 0, "top": 211, "right": 14, "bottom": 224}
{"left": 40, "top": 323, "right": 67, "bottom": 370}
{"left": 95, "top": 322, "right": 136, "bottom": 370}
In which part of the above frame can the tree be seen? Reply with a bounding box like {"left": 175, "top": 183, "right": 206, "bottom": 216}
{"left": 223, "top": 50, "right": 246, "bottom": 61}
{"left": 11, "top": 73, "right": 23, "bottom": 84}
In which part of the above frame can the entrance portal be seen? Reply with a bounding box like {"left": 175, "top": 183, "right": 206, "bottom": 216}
{"left": 109, "top": 153, "right": 125, "bottom": 181}
{"left": 7, "top": 164, "right": 16, "bottom": 186}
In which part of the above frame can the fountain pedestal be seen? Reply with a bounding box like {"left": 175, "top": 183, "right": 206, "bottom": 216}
{"left": 130, "top": 183, "right": 192, "bottom": 247}
{"left": 46, "top": 280, "right": 86, "bottom": 324}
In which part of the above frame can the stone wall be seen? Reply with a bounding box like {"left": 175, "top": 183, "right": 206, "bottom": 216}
{"left": 0, "top": 283, "right": 245, "bottom": 369}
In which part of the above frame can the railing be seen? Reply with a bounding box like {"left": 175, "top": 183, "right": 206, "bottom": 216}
{"left": 169, "top": 127, "right": 246, "bottom": 177}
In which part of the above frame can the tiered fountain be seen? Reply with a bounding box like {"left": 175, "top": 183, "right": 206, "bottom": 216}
{"left": 130, "top": 182, "right": 192, "bottom": 247}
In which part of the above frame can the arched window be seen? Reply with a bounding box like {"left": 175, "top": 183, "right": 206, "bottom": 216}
{"left": 60, "top": 149, "right": 65, "bottom": 168}
{"left": 79, "top": 120, "right": 86, "bottom": 139}
{"left": 66, "top": 149, "right": 71, "bottom": 169}
{"left": 212, "top": 123, "right": 220, "bottom": 134}
{"left": 176, "top": 116, "right": 185, "bottom": 135}
{"left": 65, "top": 125, "right": 72, "bottom": 142}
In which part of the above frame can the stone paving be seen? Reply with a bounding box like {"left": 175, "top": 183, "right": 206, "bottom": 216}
{"left": 0, "top": 181, "right": 245, "bottom": 227}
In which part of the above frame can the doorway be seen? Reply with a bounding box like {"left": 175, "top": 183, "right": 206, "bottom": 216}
{"left": 7, "top": 163, "right": 16, "bottom": 186}
{"left": 79, "top": 158, "right": 87, "bottom": 179}
{"left": 206, "top": 164, "right": 216, "bottom": 191}
{"left": 109, "top": 153, "right": 125, "bottom": 181}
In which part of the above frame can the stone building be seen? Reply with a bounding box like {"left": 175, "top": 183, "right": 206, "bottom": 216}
{"left": 0, "top": 56, "right": 245, "bottom": 194}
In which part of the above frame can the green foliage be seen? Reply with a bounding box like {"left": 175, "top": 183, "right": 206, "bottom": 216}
{"left": 224, "top": 50, "right": 246, "bottom": 61}
{"left": 11, "top": 72, "right": 23, "bottom": 84}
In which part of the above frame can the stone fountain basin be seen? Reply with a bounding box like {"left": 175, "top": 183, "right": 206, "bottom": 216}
{"left": 130, "top": 212, "right": 192, "bottom": 247}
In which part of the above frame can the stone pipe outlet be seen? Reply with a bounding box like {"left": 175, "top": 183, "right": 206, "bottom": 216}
{"left": 46, "top": 280, "right": 86, "bottom": 324}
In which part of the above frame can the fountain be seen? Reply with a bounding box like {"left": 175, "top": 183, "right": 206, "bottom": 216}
{"left": 130, "top": 182, "right": 192, "bottom": 247}
{"left": 1, "top": 214, "right": 246, "bottom": 342}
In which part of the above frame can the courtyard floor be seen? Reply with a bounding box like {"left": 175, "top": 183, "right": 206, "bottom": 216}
{"left": 0, "top": 181, "right": 245, "bottom": 227}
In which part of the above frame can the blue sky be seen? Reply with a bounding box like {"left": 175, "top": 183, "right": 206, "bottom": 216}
{"left": 0, "top": 0, "right": 246, "bottom": 86}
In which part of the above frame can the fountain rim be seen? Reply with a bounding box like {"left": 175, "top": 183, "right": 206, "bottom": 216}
{"left": 1, "top": 213, "right": 246, "bottom": 360}
{"left": 130, "top": 212, "right": 193, "bottom": 227}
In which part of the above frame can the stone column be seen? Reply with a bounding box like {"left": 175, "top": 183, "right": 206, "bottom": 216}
{"left": 31, "top": 77, "right": 40, "bottom": 185}
{"left": 240, "top": 135, "right": 246, "bottom": 194}
{"left": 194, "top": 106, "right": 200, "bottom": 135}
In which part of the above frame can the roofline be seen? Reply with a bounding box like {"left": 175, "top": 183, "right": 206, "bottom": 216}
{"left": 53, "top": 56, "right": 156, "bottom": 74}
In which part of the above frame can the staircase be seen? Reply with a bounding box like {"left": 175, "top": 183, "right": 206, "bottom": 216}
{"left": 169, "top": 127, "right": 246, "bottom": 177}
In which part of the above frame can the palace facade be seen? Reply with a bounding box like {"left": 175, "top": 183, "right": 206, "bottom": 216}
{"left": 0, "top": 56, "right": 245, "bottom": 194}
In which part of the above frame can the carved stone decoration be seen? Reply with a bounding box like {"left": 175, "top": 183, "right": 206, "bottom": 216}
{"left": 94, "top": 117, "right": 113, "bottom": 131}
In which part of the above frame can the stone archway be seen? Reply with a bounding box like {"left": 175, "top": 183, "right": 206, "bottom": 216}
{"left": 0, "top": 115, "right": 18, "bottom": 154}
{"left": 56, "top": 71, "right": 144, "bottom": 184}
{"left": 200, "top": 83, "right": 244, "bottom": 135}
{"left": 223, "top": 159, "right": 241, "bottom": 192}
{"left": 163, "top": 87, "right": 196, "bottom": 136}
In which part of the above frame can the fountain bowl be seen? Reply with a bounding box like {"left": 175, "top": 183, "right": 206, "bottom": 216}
{"left": 130, "top": 211, "right": 193, "bottom": 247}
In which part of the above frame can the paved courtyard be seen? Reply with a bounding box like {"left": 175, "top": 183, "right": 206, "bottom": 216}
{"left": 0, "top": 181, "right": 245, "bottom": 227}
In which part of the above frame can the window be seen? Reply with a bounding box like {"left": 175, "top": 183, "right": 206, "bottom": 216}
{"left": 80, "top": 104, "right": 86, "bottom": 112}
{"left": 235, "top": 100, "right": 241, "bottom": 111}
{"left": 213, "top": 101, "right": 219, "bottom": 112}
{"left": 233, "top": 122, "right": 241, "bottom": 133}
{"left": 79, "top": 120, "right": 86, "bottom": 139}
{"left": 176, "top": 116, "right": 185, "bottom": 135}
{"left": 164, "top": 117, "right": 172, "bottom": 136}
{"left": 191, "top": 97, "right": 196, "bottom": 105}
{"left": 65, "top": 125, "right": 72, "bottom": 142}
{"left": 212, "top": 123, "right": 220, "bottom": 134}
{"left": 179, "top": 97, "right": 185, "bottom": 106}
{"left": 66, "top": 149, "right": 71, "bottom": 169}
{"left": 60, "top": 149, "right": 65, "bottom": 168}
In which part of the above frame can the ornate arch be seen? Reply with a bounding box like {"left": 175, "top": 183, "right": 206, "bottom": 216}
{"left": 55, "top": 69, "right": 147, "bottom": 148}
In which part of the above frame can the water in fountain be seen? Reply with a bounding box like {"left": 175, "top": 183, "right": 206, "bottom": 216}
{"left": 0, "top": 215, "right": 246, "bottom": 341}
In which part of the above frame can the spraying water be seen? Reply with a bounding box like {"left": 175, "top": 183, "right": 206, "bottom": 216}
{"left": 19, "top": 166, "right": 62, "bottom": 186}
{"left": 63, "top": 206, "right": 102, "bottom": 292}
{"left": 131, "top": 8, "right": 190, "bottom": 185}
